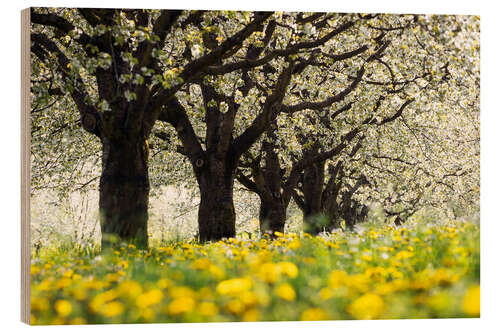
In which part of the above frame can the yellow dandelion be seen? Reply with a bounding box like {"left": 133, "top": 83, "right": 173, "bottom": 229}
{"left": 216, "top": 277, "right": 252, "bottom": 295}
{"left": 396, "top": 250, "right": 414, "bottom": 260}
{"left": 347, "top": 293, "right": 385, "bottom": 320}
{"left": 226, "top": 299, "right": 245, "bottom": 314}
{"left": 208, "top": 264, "right": 225, "bottom": 280}
{"left": 167, "top": 296, "right": 195, "bottom": 315}
{"left": 319, "top": 287, "right": 335, "bottom": 300}
{"left": 301, "top": 307, "right": 328, "bottom": 321}
{"left": 30, "top": 265, "right": 41, "bottom": 275}
{"left": 278, "top": 262, "right": 299, "bottom": 278}
{"left": 242, "top": 308, "right": 260, "bottom": 321}
{"left": 100, "top": 301, "right": 124, "bottom": 317}
{"left": 136, "top": 289, "right": 163, "bottom": 309}
{"left": 462, "top": 285, "right": 480, "bottom": 316}
{"left": 328, "top": 270, "right": 348, "bottom": 289}
{"left": 239, "top": 290, "right": 258, "bottom": 307}
{"left": 117, "top": 280, "right": 142, "bottom": 298}
{"left": 275, "top": 283, "right": 296, "bottom": 301}
{"left": 157, "top": 278, "right": 172, "bottom": 289}
{"left": 191, "top": 258, "right": 212, "bottom": 270}
{"left": 288, "top": 239, "right": 302, "bottom": 250}
{"left": 54, "top": 300, "right": 72, "bottom": 317}
{"left": 258, "top": 262, "right": 280, "bottom": 283}
{"left": 198, "top": 302, "right": 218, "bottom": 317}
{"left": 139, "top": 307, "right": 154, "bottom": 321}
{"left": 55, "top": 277, "right": 72, "bottom": 289}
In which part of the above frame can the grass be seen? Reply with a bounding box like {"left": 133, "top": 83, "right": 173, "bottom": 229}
{"left": 30, "top": 216, "right": 480, "bottom": 325}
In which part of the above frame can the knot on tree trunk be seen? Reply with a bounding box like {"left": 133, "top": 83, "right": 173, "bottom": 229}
{"left": 195, "top": 158, "right": 205, "bottom": 168}
{"left": 81, "top": 113, "right": 97, "bottom": 132}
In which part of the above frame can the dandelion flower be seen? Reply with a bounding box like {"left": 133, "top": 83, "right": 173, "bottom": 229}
{"left": 462, "top": 285, "right": 480, "bottom": 316}
{"left": 301, "top": 308, "right": 328, "bottom": 321}
{"left": 347, "top": 293, "right": 385, "bottom": 319}
{"left": 275, "top": 283, "right": 296, "bottom": 301}
{"left": 54, "top": 300, "right": 72, "bottom": 317}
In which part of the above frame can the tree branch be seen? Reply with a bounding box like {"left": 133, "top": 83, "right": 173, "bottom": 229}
{"left": 282, "top": 67, "right": 364, "bottom": 114}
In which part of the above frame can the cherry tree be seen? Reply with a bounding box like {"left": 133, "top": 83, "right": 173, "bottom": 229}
{"left": 31, "top": 8, "right": 272, "bottom": 246}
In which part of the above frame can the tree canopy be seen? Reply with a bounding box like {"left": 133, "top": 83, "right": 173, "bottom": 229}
{"left": 30, "top": 8, "right": 479, "bottom": 245}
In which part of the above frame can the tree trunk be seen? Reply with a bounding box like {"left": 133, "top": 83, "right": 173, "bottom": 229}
{"left": 302, "top": 160, "right": 330, "bottom": 234}
{"left": 197, "top": 161, "right": 236, "bottom": 242}
{"left": 99, "top": 137, "right": 149, "bottom": 248}
{"left": 259, "top": 195, "right": 287, "bottom": 235}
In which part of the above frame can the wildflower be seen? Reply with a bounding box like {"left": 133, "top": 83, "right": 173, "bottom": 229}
{"left": 301, "top": 307, "right": 328, "bottom": 321}
{"left": 239, "top": 290, "right": 258, "bottom": 307}
{"left": 198, "top": 302, "right": 218, "bottom": 316}
{"left": 278, "top": 262, "right": 299, "bottom": 278}
{"left": 288, "top": 239, "right": 302, "bottom": 250}
{"left": 361, "top": 252, "right": 373, "bottom": 262}
{"left": 275, "top": 283, "right": 296, "bottom": 301}
{"left": 208, "top": 264, "right": 225, "bottom": 279}
{"left": 55, "top": 277, "right": 72, "bottom": 289}
{"left": 216, "top": 278, "right": 252, "bottom": 295}
{"left": 432, "top": 268, "right": 459, "bottom": 286}
{"left": 396, "top": 250, "right": 414, "bottom": 260}
{"left": 117, "top": 280, "right": 142, "bottom": 298}
{"left": 328, "top": 270, "right": 348, "bottom": 289}
{"left": 226, "top": 299, "right": 245, "bottom": 314}
{"left": 191, "top": 258, "right": 212, "bottom": 270}
{"left": 347, "top": 293, "right": 385, "bottom": 319}
{"left": 462, "top": 285, "right": 480, "bottom": 316}
{"left": 242, "top": 308, "right": 260, "bottom": 321}
{"left": 136, "top": 289, "right": 163, "bottom": 308}
{"left": 100, "top": 301, "right": 124, "bottom": 317}
{"left": 90, "top": 290, "right": 119, "bottom": 313}
{"left": 54, "top": 300, "right": 72, "bottom": 317}
{"left": 257, "top": 262, "right": 280, "bottom": 283}
{"left": 346, "top": 274, "right": 371, "bottom": 294}
{"left": 157, "top": 278, "right": 172, "bottom": 289}
{"left": 319, "top": 287, "right": 335, "bottom": 300}
{"left": 167, "top": 296, "right": 195, "bottom": 315}
{"left": 169, "top": 286, "right": 195, "bottom": 299}
{"left": 30, "top": 265, "right": 41, "bottom": 275}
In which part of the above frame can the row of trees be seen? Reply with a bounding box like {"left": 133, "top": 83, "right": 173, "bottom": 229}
{"left": 30, "top": 8, "right": 480, "bottom": 247}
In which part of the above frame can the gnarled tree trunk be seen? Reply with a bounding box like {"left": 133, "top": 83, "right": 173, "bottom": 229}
{"left": 196, "top": 158, "right": 236, "bottom": 242}
{"left": 99, "top": 136, "right": 149, "bottom": 248}
{"left": 259, "top": 194, "right": 287, "bottom": 235}
{"left": 301, "top": 160, "right": 330, "bottom": 234}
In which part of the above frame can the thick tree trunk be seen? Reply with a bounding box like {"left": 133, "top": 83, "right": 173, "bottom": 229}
{"left": 197, "top": 164, "right": 236, "bottom": 242}
{"left": 302, "top": 160, "right": 330, "bottom": 234}
{"left": 99, "top": 137, "right": 149, "bottom": 248}
{"left": 259, "top": 196, "right": 287, "bottom": 235}
{"left": 322, "top": 195, "right": 342, "bottom": 230}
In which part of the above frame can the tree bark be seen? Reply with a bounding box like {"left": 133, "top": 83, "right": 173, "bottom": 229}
{"left": 196, "top": 159, "right": 236, "bottom": 242}
{"left": 259, "top": 195, "right": 287, "bottom": 235}
{"left": 302, "top": 160, "right": 330, "bottom": 234}
{"left": 99, "top": 136, "right": 149, "bottom": 248}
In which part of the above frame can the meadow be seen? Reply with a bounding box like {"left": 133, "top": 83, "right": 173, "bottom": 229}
{"left": 30, "top": 216, "right": 480, "bottom": 324}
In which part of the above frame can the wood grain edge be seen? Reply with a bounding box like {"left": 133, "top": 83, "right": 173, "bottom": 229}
{"left": 21, "top": 7, "right": 31, "bottom": 325}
